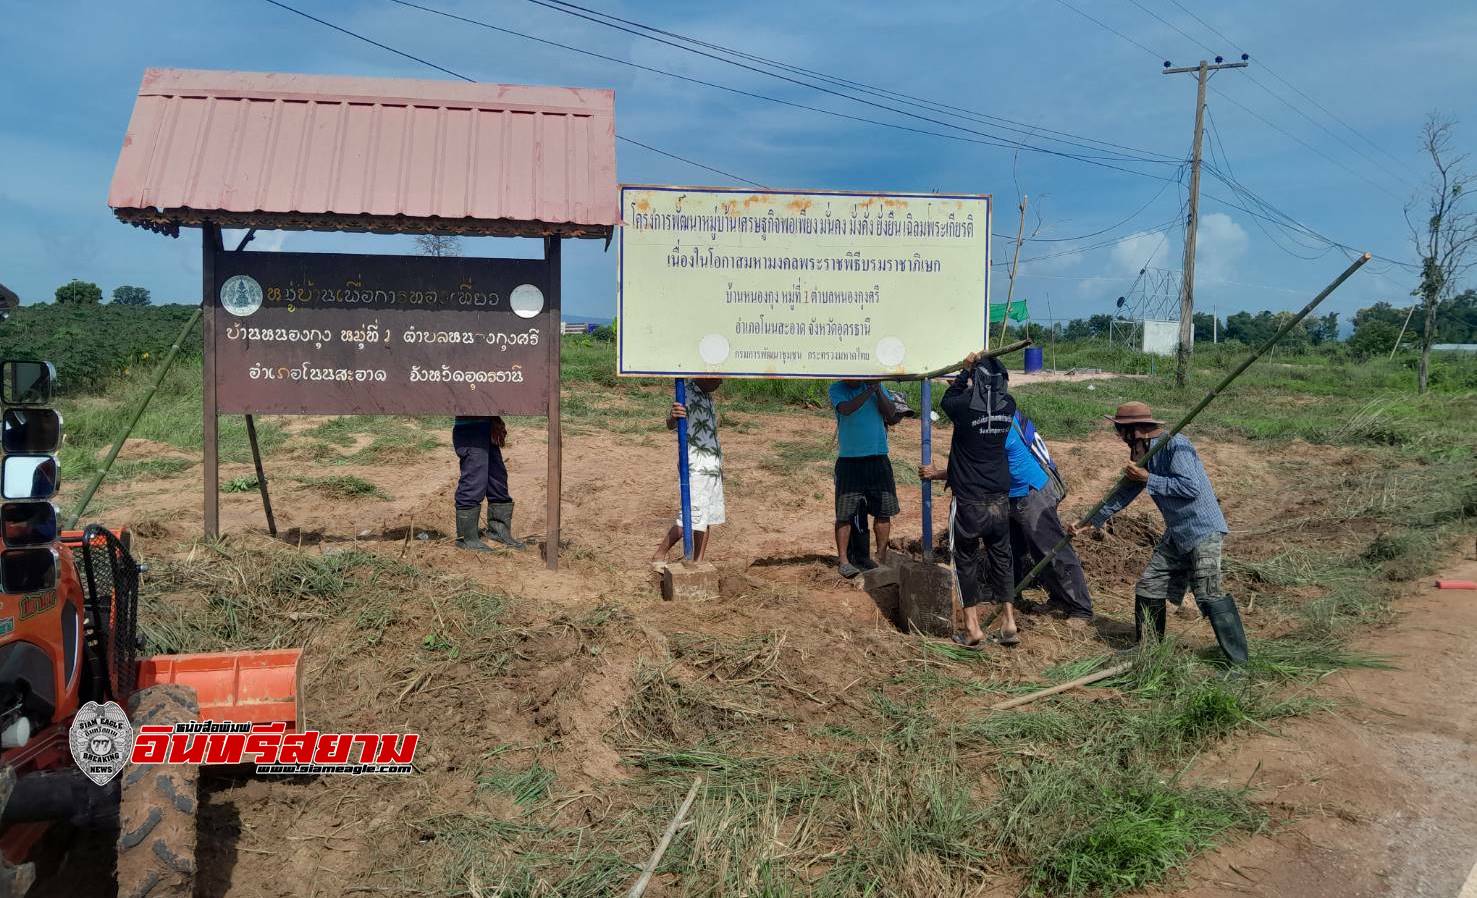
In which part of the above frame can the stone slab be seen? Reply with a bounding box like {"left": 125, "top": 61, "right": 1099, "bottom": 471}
{"left": 899, "top": 559, "right": 957, "bottom": 637}
{"left": 660, "top": 561, "right": 720, "bottom": 601}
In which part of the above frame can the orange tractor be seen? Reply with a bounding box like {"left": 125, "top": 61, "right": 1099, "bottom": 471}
{"left": 0, "top": 361, "right": 302, "bottom": 897}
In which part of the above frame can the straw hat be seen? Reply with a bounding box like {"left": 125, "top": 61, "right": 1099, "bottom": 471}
{"left": 1104, "top": 401, "right": 1164, "bottom": 426}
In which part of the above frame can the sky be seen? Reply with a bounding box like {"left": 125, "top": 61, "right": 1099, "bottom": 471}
{"left": 2, "top": 0, "right": 1474, "bottom": 326}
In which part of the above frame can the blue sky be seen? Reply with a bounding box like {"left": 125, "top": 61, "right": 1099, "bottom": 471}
{"left": 2, "top": 0, "right": 1473, "bottom": 325}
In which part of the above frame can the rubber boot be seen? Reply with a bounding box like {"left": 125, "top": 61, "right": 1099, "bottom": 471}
{"left": 1201, "top": 595, "right": 1249, "bottom": 665}
{"left": 455, "top": 506, "right": 494, "bottom": 553}
{"left": 486, "top": 501, "right": 526, "bottom": 550}
{"left": 1134, "top": 592, "right": 1167, "bottom": 645}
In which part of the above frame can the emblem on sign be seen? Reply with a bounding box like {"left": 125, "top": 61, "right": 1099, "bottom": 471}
{"left": 220, "top": 275, "right": 264, "bottom": 317}
{"left": 69, "top": 700, "right": 134, "bottom": 786}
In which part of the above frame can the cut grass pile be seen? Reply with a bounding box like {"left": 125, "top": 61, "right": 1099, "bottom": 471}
{"left": 292, "top": 474, "right": 388, "bottom": 500}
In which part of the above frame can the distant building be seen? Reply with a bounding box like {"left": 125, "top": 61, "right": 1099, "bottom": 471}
{"left": 1432, "top": 344, "right": 1477, "bottom": 353}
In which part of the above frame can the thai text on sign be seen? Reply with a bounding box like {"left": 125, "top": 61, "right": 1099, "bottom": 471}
{"left": 211, "top": 251, "right": 553, "bottom": 415}
{"left": 617, "top": 187, "right": 991, "bottom": 378}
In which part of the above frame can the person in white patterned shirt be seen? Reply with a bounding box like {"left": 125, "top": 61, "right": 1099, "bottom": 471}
{"left": 652, "top": 378, "right": 725, "bottom": 563}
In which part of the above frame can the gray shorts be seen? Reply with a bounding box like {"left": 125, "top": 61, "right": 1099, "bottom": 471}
{"left": 1136, "top": 532, "right": 1225, "bottom": 605}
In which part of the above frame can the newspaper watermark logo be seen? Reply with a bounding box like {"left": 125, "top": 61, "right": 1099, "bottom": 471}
{"left": 69, "top": 701, "right": 135, "bottom": 786}
{"left": 131, "top": 722, "right": 419, "bottom": 775}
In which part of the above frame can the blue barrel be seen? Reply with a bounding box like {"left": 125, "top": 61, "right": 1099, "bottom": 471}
{"left": 1024, "top": 346, "right": 1044, "bottom": 373}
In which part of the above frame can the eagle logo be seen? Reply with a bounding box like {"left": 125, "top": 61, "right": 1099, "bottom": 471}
{"left": 69, "top": 701, "right": 134, "bottom": 786}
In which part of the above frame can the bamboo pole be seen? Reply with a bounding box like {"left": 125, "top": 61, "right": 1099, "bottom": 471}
{"left": 627, "top": 777, "right": 702, "bottom": 898}
{"left": 896, "top": 339, "right": 1032, "bottom": 382}
{"left": 65, "top": 307, "right": 202, "bottom": 528}
{"left": 992, "top": 662, "right": 1131, "bottom": 711}
{"left": 1011, "top": 253, "right": 1371, "bottom": 600}
{"left": 998, "top": 195, "right": 1028, "bottom": 344}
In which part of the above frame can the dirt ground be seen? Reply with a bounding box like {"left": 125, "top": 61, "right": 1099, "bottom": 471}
{"left": 38, "top": 397, "right": 1477, "bottom": 896}
{"left": 1177, "top": 557, "right": 1477, "bottom": 898}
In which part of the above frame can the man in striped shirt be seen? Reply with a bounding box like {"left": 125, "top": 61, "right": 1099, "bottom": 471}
{"left": 1071, "top": 402, "right": 1248, "bottom": 664}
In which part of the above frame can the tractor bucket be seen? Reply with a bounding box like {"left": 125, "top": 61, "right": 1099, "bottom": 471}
{"left": 135, "top": 649, "right": 303, "bottom": 732}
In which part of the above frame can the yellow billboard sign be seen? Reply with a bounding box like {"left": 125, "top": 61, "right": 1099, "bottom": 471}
{"left": 618, "top": 186, "right": 992, "bottom": 378}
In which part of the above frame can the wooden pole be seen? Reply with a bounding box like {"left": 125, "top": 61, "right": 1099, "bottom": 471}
{"left": 65, "top": 308, "right": 201, "bottom": 528}
{"left": 1174, "top": 61, "right": 1209, "bottom": 388}
{"left": 1011, "top": 253, "right": 1371, "bottom": 599}
{"left": 244, "top": 415, "right": 277, "bottom": 536}
{"left": 1162, "top": 57, "right": 1248, "bottom": 387}
{"left": 545, "top": 237, "right": 563, "bottom": 571}
{"left": 991, "top": 662, "right": 1131, "bottom": 711}
{"left": 895, "top": 339, "right": 1031, "bottom": 382}
{"left": 626, "top": 777, "right": 702, "bottom": 898}
{"left": 998, "top": 194, "right": 1028, "bottom": 344}
{"left": 1390, "top": 303, "right": 1417, "bottom": 359}
{"left": 201, "top": 225, "right": 221, "bottom": 539}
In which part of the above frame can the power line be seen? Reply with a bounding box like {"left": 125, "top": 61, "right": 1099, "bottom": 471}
{"left": 387, "top": 0, "right": 1179, "bottom": 178}
{"left": 991, "top": 171, "right": 1181, "bottom": 242}
{"left": 530, "top": 0, "right": 1181, "bottom": 164}
{"left": 260, "top": 0, "right": 763, "bottom": 187}
{"left": 509, "top": 0, "right": 1183, "bottom": 179}
{"left": 1045, "top": 0, "right": 1411, "bottom": 269}
{"left": 1163, "top": 0, "right": 1410, "bottom": 172}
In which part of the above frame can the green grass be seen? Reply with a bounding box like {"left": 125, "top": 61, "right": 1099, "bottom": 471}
{"left": 292, "top": 474, "right": 389, "bottom": 500}
{"left": 479, "top": 761, "right": 557, "bottom": 807}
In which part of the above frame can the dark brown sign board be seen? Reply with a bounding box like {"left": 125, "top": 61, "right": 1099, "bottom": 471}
{"left": 210, "top": 250, "right": 554, "bottom": 415}
{"left": 201, "top": 236, "right": 564, "bottom": 570}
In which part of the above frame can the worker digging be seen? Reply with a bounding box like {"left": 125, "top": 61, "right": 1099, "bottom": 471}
{"left": 1072, "top": 401, "right": 1249, "bottom": 664}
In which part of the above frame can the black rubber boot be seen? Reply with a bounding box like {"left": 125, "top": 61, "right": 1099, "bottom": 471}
{"left": 1135, "top": 592, "right": 1167, "bottom": 644}
{"left": 455, "top": 506, "right": 494, "bottom": 552}
{"left": 486, "top": 501, "right": 526, "bottom": 549}
{"left": 1201, "top": 595, "right": 1249, "bottom": 665}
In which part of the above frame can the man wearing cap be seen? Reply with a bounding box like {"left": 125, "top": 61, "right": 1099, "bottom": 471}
{"left": 1070, "top": 402, "right": 1248, "bottom": 664}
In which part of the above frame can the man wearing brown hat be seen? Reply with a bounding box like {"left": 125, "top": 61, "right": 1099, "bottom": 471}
{"left": 1070, "top": 402, "right": 1248, "bottom": 664}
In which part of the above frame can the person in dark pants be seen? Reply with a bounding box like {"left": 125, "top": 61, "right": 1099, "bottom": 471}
{"left": 1071, "top": 402, "right": 1248, "bottom": 664}
{"left": 933, "top": 352, "right": 1019, "bottom": 647}
{"left": 1005, "top": 413, "right": 1094, "bottom": 625}
{"left": 829, "top": 380, "right": 902, "bottom": 577}
{"left": 453, "top": 416, "right": 525, "bottom": 552}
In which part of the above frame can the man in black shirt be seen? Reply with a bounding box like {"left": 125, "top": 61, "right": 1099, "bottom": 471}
{"left": 935, "top": 352, "right": 1020, "bottom": 647}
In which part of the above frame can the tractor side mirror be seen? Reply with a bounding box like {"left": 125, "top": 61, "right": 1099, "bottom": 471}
{"left": 0, "top": 546, "right": 57, "bottom": 594}
{"left": 1, "top": 502, "right": 58, "bottom": 547}
{"left": 1, "top": 456, "right": 58, "bottom": 501}
{"left": 1, "top": 362, "right": 56, "bottom": 406}
{"left": 2, "top": 409, "right": 62, "bottom": 454}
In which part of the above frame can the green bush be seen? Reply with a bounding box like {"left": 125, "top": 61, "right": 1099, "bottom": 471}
{"left": 0, "top": 302, "right": 199, "bottom": 394}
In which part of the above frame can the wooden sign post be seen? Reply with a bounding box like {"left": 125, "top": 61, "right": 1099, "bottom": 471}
{"left": 200, "top": 236, "right": 565, "bottom": 569}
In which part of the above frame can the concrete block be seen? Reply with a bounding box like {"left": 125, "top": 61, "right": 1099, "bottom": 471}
{"left": 854, "top": 563, "right": 900, "bottom": 592}
{"left": 899, "top": 559, "right": 957, "bottom": 637}
{"left": 660, "top": 561, "right": 720, "bottom": 601}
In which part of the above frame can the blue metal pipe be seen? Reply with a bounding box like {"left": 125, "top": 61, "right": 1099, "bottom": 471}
{"left": 675, "top": 379, "right": 694, "bottom": 561}
{"left": 920, "top": 378, "right": 933, "bottom": 562}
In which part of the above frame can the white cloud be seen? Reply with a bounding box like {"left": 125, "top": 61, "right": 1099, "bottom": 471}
{"left": 1192, "top": 213, "right": 1249, "bottom": 283}
{"left": 1104, "top": 213, "right": 1247, "bottom": 284}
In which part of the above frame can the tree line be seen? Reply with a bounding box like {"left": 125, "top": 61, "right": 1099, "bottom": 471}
{"left": 1043, "top": 289, "right": 1476, "bottom": 356}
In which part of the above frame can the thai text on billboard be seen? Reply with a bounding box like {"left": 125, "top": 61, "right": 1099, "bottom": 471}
{"left": 618, "top": 187, "right": 992, "bottom": 378}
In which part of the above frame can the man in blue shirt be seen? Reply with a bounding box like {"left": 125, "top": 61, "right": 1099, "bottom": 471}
{"left": 829, "top": 380, "right": 900, "bottom": 578}
{"left": 1004, "top": 413, "right": 1094, "bottom": 624}
{"left": 1071, "top": 402, "right": 1247, "bottom": 664}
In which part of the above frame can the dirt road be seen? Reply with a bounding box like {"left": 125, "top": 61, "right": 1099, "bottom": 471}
{"left": 1181, "top": 558, "right": 1477, "bottom": 898}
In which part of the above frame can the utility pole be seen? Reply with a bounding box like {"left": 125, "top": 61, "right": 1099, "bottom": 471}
{"left": 1164, "top": 54, "right": 1248, "bottom": 386}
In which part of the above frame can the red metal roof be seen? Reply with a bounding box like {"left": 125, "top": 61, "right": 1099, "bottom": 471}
{"left": 109, "top": 68, "right": 618, "bottom": 238}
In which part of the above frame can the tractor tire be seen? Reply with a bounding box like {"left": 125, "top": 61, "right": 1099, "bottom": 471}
{"left": 116, "top": 684, "right": 198, "bottom": 898}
